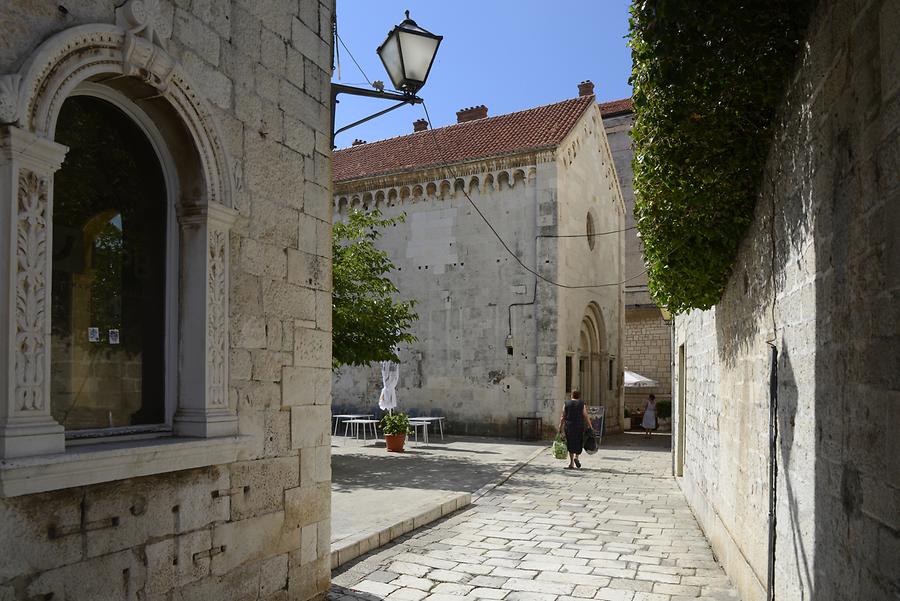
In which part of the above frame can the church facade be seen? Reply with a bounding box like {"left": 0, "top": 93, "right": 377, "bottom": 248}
{"left": 0, "top": 2, "right": 334, "bottom": 599}
{"left": 332, "top": 83, "right": 625, "bottom": 436}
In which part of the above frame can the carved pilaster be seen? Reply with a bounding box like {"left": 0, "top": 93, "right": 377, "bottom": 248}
{"left": 207, "top": 229, "right": 227, "bottom": 408}
{"left": 14, "top": 170, "right": 48, "bottom": 412}
{"left": 0, "top": 126, "right": 67, "bottom": 458}
{"left": 173, "top": 203, "right": 237, "bottom": 438}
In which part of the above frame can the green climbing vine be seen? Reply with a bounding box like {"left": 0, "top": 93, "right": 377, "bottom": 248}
{"left": 628, "top": 1, "right": 810, "bottom": 313}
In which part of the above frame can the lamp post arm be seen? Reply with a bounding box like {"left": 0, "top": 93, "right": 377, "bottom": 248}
{"left": 330, "top": 83, "right": 423, "bottom": 148}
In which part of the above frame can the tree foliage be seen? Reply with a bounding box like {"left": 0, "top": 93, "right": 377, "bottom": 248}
{"left": 332, "top": 210, "right": 417, "bottom": 368}
{"left": 628, "top": 1, "right": 809, "bottom": 313}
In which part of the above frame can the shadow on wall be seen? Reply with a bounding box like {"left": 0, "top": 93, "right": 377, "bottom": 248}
{"left": 777, "top": 347, "right": 814, "bottom": 597}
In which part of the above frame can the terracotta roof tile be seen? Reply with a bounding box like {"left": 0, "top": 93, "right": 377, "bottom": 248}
{"left": 598, "top": 97, "right": 633, "bottom": 117}
{"left": 334, "top": 95, "right": 619, "bottom": 182}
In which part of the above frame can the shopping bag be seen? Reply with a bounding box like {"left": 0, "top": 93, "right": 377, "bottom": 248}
{"left": 583, "top": 428, "right": 599, "bottom": 455}
{"left": 552, "top": 434, "right": 568, "bottom": 460}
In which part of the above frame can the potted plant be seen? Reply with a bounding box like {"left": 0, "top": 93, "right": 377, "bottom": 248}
{"left": 656, "top": 400, "right": 672, "bottom": 431}
{"left": 380, "top": 412, "right": 411, "bottom": 452}
{"left": 623, "top": 408, "right": 632, "bottom": 431}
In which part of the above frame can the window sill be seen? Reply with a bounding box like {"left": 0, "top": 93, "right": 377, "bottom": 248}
{"left": 0, "top": 435, "right": 251, "bottom": 498}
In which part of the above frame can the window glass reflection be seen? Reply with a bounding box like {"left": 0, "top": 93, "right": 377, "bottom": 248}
{"left": 51, "top": 95, "right": 167, "bottom": 432}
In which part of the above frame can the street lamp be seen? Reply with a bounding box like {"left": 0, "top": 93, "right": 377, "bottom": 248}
{"left": 331, "top": 11, "right": 442, "bottom": 147}
{"left": 377, "top": 11, "right": 442, "bottom": 96}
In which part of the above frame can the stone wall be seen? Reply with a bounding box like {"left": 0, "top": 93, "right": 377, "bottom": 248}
{"left": 332, "top": 159, "right": 557, "bottom": 437}
{"left": 625, "top": 308, "right": 672, "bottom": 411}
{"left": 672, "top": 1, "right": 899, "bottom": 599}
{"left": 603, "top": 112, "right": 649, "bottom": 306}
{"left": 624, "top": 308, "right": 671, "bottom": 413}
{"left": 0, "top": 1, "right": 334, "bottom": 600}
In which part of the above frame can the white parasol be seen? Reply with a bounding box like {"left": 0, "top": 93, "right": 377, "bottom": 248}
{"left": 624, "top": 368, "right": 658, "bottom": 388}
{"left": 378, "top": 361, "right": 400, "bottom": 412}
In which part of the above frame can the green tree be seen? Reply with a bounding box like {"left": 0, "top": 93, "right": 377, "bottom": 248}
{"left": 332, "top": 210, "right": 417, "bottom": 368}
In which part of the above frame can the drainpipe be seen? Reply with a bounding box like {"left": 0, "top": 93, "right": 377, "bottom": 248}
{"left": 766, "top": 345, "right": 779, "bottom": 601}
{"left": 669, "top": 314, "right": 676, "bottom": 474}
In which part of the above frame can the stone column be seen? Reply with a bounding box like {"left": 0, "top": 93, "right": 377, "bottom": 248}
{"left": 0, "top": 126, "right": 68, "bottom": 458}
{"left": 174, "top": 203, "right": 238, "bottom": 437}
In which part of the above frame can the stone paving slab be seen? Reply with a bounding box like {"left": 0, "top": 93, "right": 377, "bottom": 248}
{"left": 329, "top": 433, "right": 740, "bottom": 601}
{"left": 331, "top": 436, "right": 546, "bottom": 568}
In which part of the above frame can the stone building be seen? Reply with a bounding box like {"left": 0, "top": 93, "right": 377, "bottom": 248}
{"left": 671, "top": 1, "right": 898, "bottom": 600}
{"left": 332, "top": 82, "right": 625, "bottom": 436}
{"left": 601, "top": 99, "right": 672, "bottom": 415}
{"left": 0, "top": 1, "right": 333, "bottom": 599}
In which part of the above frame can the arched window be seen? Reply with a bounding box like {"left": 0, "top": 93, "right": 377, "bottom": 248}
{"left": 586, "top": 212, "right": 596, "bottom": 250}
{"left": 0, "top": 14, "right": 240, "bottom": 469}
{"left": 51, "top": 95, "right": 171, "bottom": 434}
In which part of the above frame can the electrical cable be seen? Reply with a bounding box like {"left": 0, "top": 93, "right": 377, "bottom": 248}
{"left": 540, "top": 225, "right": 636, "bottom": 238}
{"left": 335, "top": 31, "right": 373, "bottom": 87}
{"left": 332, "top": 14, "right": 340, "bottom": 80}
{"left": 420, "top": 101, "right": 645, "bottom": 290}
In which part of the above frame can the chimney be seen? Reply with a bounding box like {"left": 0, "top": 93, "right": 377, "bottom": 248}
{"left": 352, "top": 139, "right": 366, "bottom": 146}
{"left": 456, "top": 105, "right": 488, "bottom": 123}
{"left": 578, "top": 80, "right": 595, "bottom": 97}
{"left": 413, "top": 118, "right": 428, "bottom": 132}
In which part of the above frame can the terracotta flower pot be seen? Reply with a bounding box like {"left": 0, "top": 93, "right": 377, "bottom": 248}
{"left": 385, "top": 434, "right": 406, "bottom": 452}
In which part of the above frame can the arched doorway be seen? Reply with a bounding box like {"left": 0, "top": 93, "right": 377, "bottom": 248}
{"left": 577, "top": 303, "right": 606, "bottom": 411}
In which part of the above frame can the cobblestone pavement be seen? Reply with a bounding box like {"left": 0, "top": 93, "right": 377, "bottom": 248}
{"left": 328, "top": 433, "right": 739, "bottom": 601}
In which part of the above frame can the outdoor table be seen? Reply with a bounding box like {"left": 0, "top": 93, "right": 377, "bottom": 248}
{"left": 332, "top": 414, "right": 373, "bottom": 437}
{"left": 409, "top": 420, "right": 429, "bottom": 446}
{"left": 343, "top": 419, "right": 379, "bottom": 445}
{"left": 409, "top": 417, "right": 445, "bottom": 441}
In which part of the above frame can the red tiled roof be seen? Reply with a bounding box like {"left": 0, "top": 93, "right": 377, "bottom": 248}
{"left": 334, "top": 95, "right": 611, "bottom": 182}
{"left": 598, "top": 97, "right": 633, "bottom": 117}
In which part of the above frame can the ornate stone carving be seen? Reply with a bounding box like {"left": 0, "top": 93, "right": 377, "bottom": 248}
{"left": 3, "top": 17, "right": 233, "bottom": 210}
{"left": 0, "top": 74, "right": 21, "bottom": 124}
{"left": 15, "top": 171, "right": 49, "bottom": 412}
{"left": 116, "top": 0, "right": 173, "bottom": 45}
{"left": 207, "top": 230, "right": 227, "bottom": 407}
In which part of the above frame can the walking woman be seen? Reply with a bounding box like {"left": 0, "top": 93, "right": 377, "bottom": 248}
{"left": 559, "top": 390, "right": 591, "bottom": 469}
{"left": 642, "top": 394, "right": 657, "bottom": 437}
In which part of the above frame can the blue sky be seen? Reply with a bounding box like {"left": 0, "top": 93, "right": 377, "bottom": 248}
{"left": 332, "top": 1, "right": 634, "bottom": 148}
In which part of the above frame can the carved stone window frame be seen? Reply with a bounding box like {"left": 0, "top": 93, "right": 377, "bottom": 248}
{"left": 0, "top": 2, "right": 243, "bottom": 492}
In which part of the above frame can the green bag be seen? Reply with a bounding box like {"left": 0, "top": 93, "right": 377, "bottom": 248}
{"left": 552, "top": 434, "right": 568, "bottom": 460}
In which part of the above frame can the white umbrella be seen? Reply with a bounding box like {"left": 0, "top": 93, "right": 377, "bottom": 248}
{"left": 624, "top": 368, "right": 657, "bottom": 388}
{"left": 378, "top": 361, "right": 400, "bottom": 412}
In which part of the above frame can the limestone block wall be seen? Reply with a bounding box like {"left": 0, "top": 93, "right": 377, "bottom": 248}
{"left": 0, "top": 1, "right": 334, "bottom": 600}
{"left": 672, "top": 1, "right": 899, "bottom": 599}
{"left": 332, "top": 159, "right": 558, "bottom": 437}
{"left": 603, "top": 112, "right": 649, "bottom": 305}
{"left": 624, "top": 308, "right": 671, "bottom": 412}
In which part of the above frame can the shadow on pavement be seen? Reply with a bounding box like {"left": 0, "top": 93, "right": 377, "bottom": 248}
{"left": 600, "top": 431, "right": 672, "bottom": 453}
{"left": 332, "top": 449, "right": 520, "bottom": 493}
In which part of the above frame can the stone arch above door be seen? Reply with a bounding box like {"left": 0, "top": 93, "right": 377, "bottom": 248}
{"left": 577, "top": 302, "right": 607, "bottom": 410}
